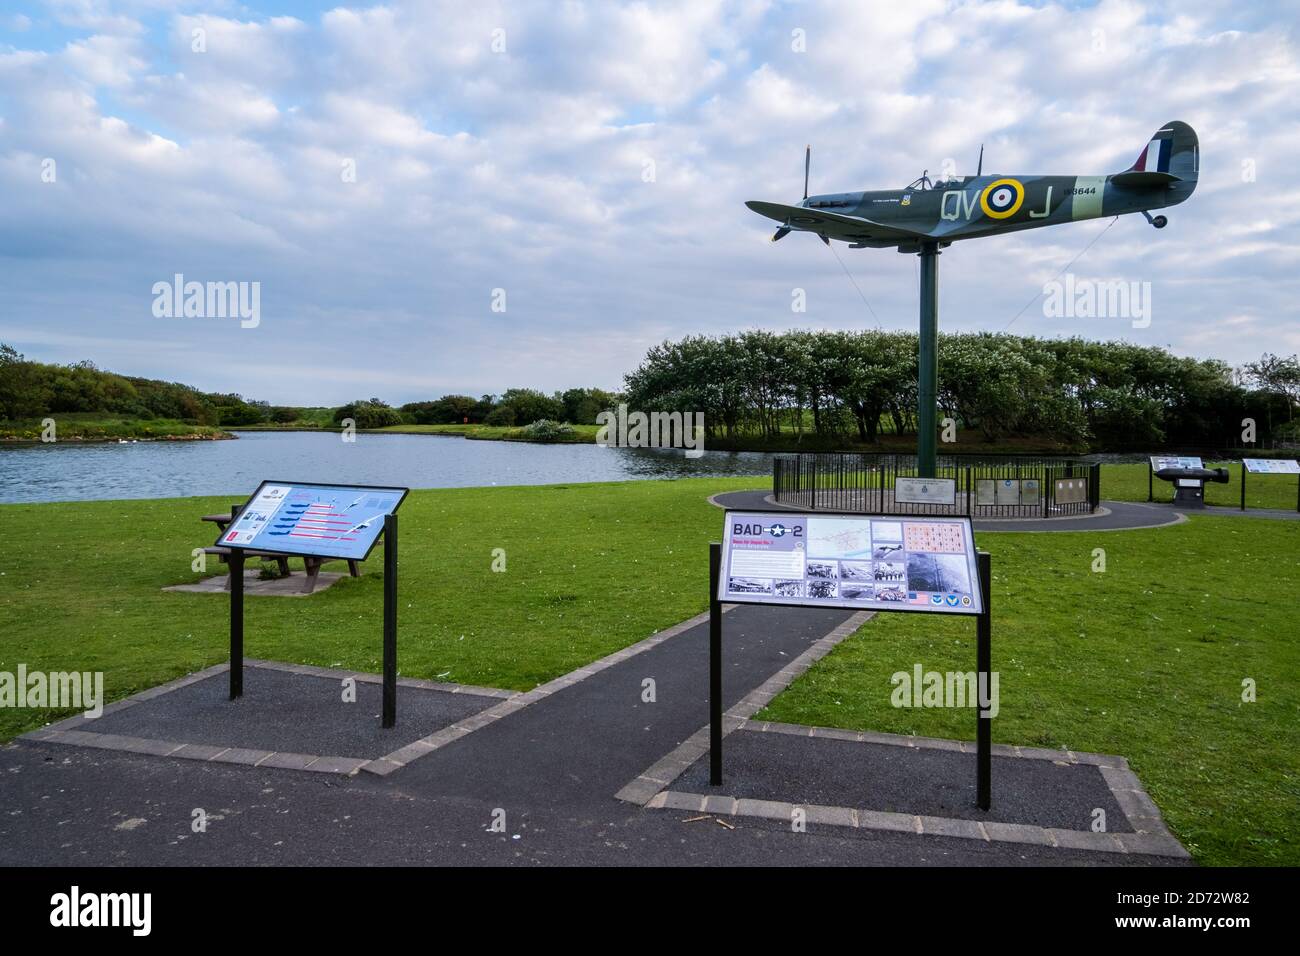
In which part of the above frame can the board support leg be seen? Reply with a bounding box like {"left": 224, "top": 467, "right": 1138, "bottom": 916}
{"left": 230, "top": 548, "right": 244, "bottom": 700}
{"left": 382, "top": 513, "right": 398, "bottom": 729}
{"left": 976, "top": 550, "right": 992, "bottom": 810}
{"left": 709, "top": 541, "right": 722, "bottom": 787}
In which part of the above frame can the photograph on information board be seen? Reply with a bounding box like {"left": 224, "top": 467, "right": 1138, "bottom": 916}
{"left": 719, "top": 511, "right": 982, "bottom": 615}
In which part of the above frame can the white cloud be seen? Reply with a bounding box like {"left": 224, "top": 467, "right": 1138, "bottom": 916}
{"left": 0, "top": 0, "right": 1296, "bottom": 404}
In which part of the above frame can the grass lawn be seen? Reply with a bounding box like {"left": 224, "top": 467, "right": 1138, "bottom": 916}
{"left": 0, "top": 477, "right": 756, "bottom": 744}
{"left": 759, "top": 513, "right": 1300, "bottom": 866}
{"left": 1100, "top": 461, "right": 1299, "bottom": 512}
{"left": 1, "top": 478, "right": 1295, "bottom": 865}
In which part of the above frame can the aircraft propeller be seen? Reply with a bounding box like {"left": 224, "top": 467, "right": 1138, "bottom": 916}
{"left": 770, "top": 145, "right": 820, "bottom": 243}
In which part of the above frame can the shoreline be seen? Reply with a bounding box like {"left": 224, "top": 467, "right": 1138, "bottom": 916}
{"left": 1, "top": 431, "right": 235, "bottom": 446}
{"left": 3, "top": 421, "right": 1293, "bottom": 460}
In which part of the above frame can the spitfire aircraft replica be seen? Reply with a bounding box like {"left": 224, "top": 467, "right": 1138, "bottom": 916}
{"left": 747, "top": 121, "right": 1198, "bottom": 477}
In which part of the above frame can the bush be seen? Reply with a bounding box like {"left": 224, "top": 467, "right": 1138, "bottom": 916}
{"left": 520, "top": 419, "right": 575, "bottom": 441}
{"left": 402, "top": 395, "right": 482, "bottom": 425}
{"left": 334, "top": 399, "right": 403, "bottom": 429}
{"left": 483, "top": 405, "right": 516, "bottom": 427}
{"left": 499, "top": 388, "right": 564, "bottom": 426}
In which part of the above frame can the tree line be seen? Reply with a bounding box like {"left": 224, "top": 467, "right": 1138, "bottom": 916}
{"left": 0, "top": 344, "right": 617, "bottom": 431}
{"left": 621, "top": 331, "right": 1299, "bottom": 449}
{"left": 334, "top": 388, "right": 618, "bottom": 429}
{"left": 7, "top": 336, "right": 1297, "bottom": 450}
{"left": 0, "top": 344, "right": 285, "bottom": 426}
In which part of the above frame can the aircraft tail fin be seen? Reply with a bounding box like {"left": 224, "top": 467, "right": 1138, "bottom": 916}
{"left": 1121, "top": 121, "right": 1198, "bottom": 182}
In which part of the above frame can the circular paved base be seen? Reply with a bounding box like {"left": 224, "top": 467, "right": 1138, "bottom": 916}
{"left": 708, "top": 489, "right": 1191, "bottom": 532}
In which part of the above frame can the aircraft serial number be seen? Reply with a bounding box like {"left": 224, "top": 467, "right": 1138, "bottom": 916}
{"left": 1067, "top": 186, "right": 1097, "bottom": 195}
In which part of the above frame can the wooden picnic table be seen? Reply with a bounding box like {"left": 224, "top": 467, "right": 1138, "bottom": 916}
{"left": 202, "top": 504, "right": 362, "bottom": 594}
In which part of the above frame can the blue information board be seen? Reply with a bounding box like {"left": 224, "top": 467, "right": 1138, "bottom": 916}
{"left": 217, "top": 481, "right": 409, "bottom": 561}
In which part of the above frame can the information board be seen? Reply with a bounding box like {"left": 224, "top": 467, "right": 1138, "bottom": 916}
{"left": 1243, "top": 458, "right": 1300, "bottom": 474}
{"left": 719, "top": 511, "right": 982, "bottom": 615}
{"left": 895, "top": 477, "right": 956, "bottom": 506}
{"left": 1150, "top": 455, "right": 1203, "bottom": 471}
{"left": 217, "top": 481, "right": 409, "bottom": 561}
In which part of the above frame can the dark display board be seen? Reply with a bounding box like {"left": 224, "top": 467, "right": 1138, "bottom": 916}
{"left": 718, "top": 511, "right": 982, "bottom": 615}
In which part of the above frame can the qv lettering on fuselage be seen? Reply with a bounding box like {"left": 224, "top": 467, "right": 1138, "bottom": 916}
{"left": 940, "top": 183, "right": 1055, "bottom": 221}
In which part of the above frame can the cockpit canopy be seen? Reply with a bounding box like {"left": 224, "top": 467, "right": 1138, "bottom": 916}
{"left": 907, "top": 172, "right": 970, "bottom": 190}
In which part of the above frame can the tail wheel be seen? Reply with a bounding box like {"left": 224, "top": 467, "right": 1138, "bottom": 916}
{"left": 1152, "top": 215, "right": 1168, "bottom": 229}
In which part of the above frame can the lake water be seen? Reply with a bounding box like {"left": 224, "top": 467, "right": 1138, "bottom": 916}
{"left": 0, "top": 431, "right": 775, "bottom": 504}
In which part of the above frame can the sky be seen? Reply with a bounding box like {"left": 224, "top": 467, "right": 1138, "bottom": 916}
{"left": 1, "top": 0, "right": 1298, "bottom": 405}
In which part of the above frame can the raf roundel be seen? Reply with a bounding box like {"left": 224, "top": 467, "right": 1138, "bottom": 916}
{"left": 979, "top": 178, "right": 1025, "bottom": 219}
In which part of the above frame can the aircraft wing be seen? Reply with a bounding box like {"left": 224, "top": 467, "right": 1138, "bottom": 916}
{"left": 746, "top": 200, "right": 930, "bottom": 244}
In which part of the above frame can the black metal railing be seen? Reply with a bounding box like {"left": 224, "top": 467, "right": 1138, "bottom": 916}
{"left": 772, "top": 453, "right": 1101, "bottom": 518}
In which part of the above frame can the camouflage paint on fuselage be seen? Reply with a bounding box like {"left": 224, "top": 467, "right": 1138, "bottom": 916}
{"left": 748, "top": 121, "right": 1199, "bottom": 251}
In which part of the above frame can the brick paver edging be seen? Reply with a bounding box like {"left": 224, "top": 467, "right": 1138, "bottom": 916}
{"left": 614, "top": 618, "right": 1188, "bottom": 859}
{"left": 627, "top": 719, "right": 1188, "bottom": 858}
{"left": 17, "top": 659, "right": 515, "bottom": 777}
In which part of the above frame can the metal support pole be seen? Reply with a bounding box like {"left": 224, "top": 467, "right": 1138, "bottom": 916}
{"left": 917, "top": 242, "right": 940, "bottom": 478}
{"left": 382, "top": 513, "right": 398, "bottom": 728}
{"left": 976, "top": 550, "right": 992, "bottom": 810}
{"left": 1241, "top": 463, "right": 1247, "bottom": 511}
{"left": 229, "top": 548, "right": 245, "bottom": 700}
{"left": 709, "top": 541, "right": 723, "bottom": 786}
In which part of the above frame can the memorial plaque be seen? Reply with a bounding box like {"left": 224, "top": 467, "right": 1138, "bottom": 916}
{"left": 719, "top": 511, "right": 982, "bottom": 615}
{"left": 1054, "top": 477, "right": 1088, "bottom": 504}
{"left": 994, "top": 478, "right": 1020, "bottom": 506}
{"left": 1242, "top": 458, "right": 1300, "bottom": 474}
{"left": 217, "top": 481, "right": 409, "bottom": 561}
{"left": 895, "top": 476, "right": 957, "bottom": 506}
